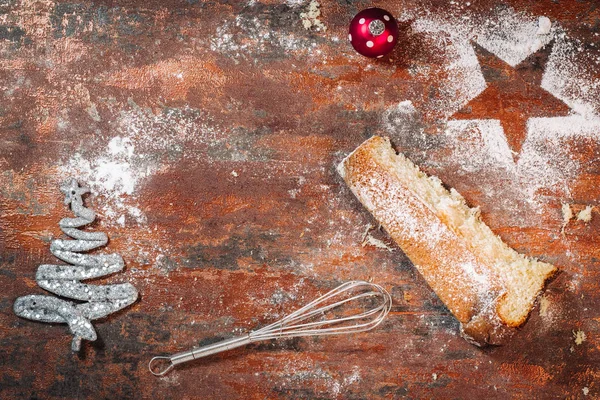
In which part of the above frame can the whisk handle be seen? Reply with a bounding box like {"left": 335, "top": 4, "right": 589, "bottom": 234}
{"left": 188, "top": 335, "right": 252, "bottom": 361}
{"left": 149, "top": 335, "right": 252, "bottom": 376}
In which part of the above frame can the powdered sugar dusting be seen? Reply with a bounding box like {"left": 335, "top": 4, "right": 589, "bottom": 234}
{"left": 61, "top": 137, "right": 149, "bottom": 224}
{"left": 385, "top": 6, "right": 600, "bottom": 218}
{"left": 59, "top": 105, "right": 208, "bottom": 226}
{"left": 527, "top": 115, "right": 600, "bottom": 141}
{"left": 542, "top": 37, "right": 600, "bottom": 119}
{"left": 475, "top": 8, "right": 550, "bottom": 67}
{"left": 444, "top": 120, "right": 513, "bottom": 171}
{"left": 441, "top": 117, "right": 593, "bottom": 214}
{"left": 210, "top": 9, "right": 323, "bottom": 61}
{"left": 409, "top": 17, "right": 486, "bottom": 119}
{"left": 401, "top": 6, "right": 598, "bottom": 117}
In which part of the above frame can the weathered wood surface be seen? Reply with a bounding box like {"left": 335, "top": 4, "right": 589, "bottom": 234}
{"left": 1, "top": 1, "right": 599, "bottom": 399}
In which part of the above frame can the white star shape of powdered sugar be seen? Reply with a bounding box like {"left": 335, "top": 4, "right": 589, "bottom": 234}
{"left": 384, "top": 7, "right": 600, "bottom": 220}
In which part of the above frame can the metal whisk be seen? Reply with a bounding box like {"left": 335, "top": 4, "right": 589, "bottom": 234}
{"left": 149, "top": 280, "right": 392, "bottom": 376}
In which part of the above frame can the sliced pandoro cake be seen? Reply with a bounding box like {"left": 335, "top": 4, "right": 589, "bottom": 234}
{"left": 337, "top": 136, "right": 557, "bottom": 345}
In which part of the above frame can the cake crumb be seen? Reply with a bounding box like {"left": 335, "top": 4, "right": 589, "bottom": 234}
{"left": 561, "top": 203, "right": 573, "bottom": 233}
{"left": 300, "top": 1, "right": 327, "bottom": 31}
{"left": 573, "top": 329, "right": 586, "bottom": 345}
{"left": 577, "top": 205, "right": 593, "bottom": 222}
{"left": 536, "top": 16, "right": 551, "bottom": 35}
{"left": 362, "top": 233, "right": 394, "bottom": 252}
{"left": 361, "top": 223, "right": 374, "bottom": 241}
{"left": 538, "top": 295, "right": 550, "bottom": 317}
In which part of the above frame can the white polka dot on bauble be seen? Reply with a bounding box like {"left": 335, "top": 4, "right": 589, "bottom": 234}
{"left": 348, "top": 33, "right": 352, "bottom": 41}
{"left": 359, "top": 18, "right": 365, "bottom": 25}
{"left": 366, "top": 41, "right": 374, "bottom": 48}
{"left": 384, "top": 15, "right": 390, "bottom": 21}
{"left": 387, "top": 35, "right": 394, "bottom": 43}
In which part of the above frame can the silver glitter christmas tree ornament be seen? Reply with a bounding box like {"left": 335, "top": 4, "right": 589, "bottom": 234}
{"left": 13, "top": 179, "right": 138, "bottom": 351}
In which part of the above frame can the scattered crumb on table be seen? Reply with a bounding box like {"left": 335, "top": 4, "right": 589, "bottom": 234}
{"left": 573, "top": 329, "right": 586, "bottom": 345}
{"left": 300, "top": 1, "right": 327, "bottom": 31}
{"left": 576, "top": 205, "right": 593, "bottom": 222}
{"left": 561, "top": 203, "right": 572, "bottom": 233}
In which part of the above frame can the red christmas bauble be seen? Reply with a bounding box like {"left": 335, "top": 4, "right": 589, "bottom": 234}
{"left": 348, "top": 8, "right": 399, "bottom": 58}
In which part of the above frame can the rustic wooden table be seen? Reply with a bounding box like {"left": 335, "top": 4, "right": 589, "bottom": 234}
{"left": 1, "top": 1, "right": 599, "bottom": 399}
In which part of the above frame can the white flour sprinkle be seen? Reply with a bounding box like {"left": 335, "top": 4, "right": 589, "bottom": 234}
{"left": 474, "top": 8, "right": 550, "bottom": 67}
{"left": 211, "top": 11, "right": 317, "bottom": 60}
{"left": 59, "top": 105, "right": 207, "bottom": 226}
{"left": 61, "top": 138, "right": 148, "bottom": 224}
{"left": 542, "top": 37, "right": 600, "bottom": 119}
{"left": 441, "top": 116, "right": 598, "bottom": 214}
{"left": 401, "top": 6, "right": 598, "bottom": 117}
{"left": 408, "top": 17, "right": 486, "bottom": 119}
{"left": 385, "top": 6, "right": 600, "bottom": 220}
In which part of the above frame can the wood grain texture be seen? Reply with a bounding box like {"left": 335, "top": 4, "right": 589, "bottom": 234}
{"left": 1, "top": 1, "right": 599, "bottom": 399}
